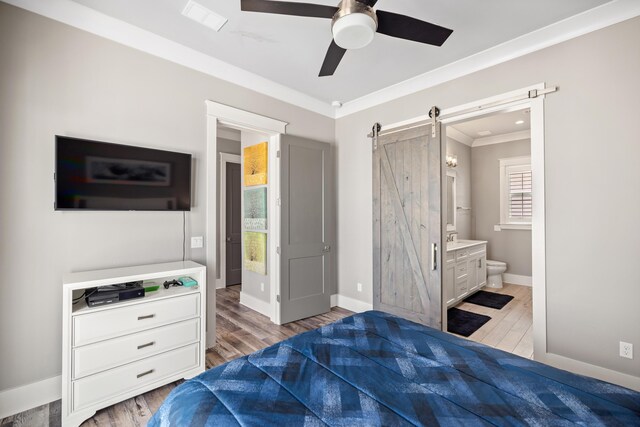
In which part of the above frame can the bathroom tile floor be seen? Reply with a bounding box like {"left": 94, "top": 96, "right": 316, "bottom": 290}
{"left": 452, "top": 283, "right": 533, "bottom": 359}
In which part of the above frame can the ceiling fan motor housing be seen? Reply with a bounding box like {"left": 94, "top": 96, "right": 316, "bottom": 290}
{"left": 332, "top": 0, "right": 378, "bottom": 50}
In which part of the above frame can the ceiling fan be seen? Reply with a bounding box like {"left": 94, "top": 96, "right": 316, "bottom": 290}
{"left": 241, "top": 0, "right": 453, "bottom": 77}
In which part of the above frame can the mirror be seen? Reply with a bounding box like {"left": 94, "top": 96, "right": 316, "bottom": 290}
{"left": 446, "top": 171, "right": 456, "bottom": 231}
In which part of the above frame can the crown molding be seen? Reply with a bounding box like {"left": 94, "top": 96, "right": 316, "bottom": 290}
{"left": 446, "top": 127, "right": 474, "bottom": 146}
{"left": 472, "top": 130, "right": 530, "bottom": 147}
{"left": 6, "top": 0, "right": 639, "bottom": 121}
{"left": 3, "top": 0, "right": 335, "bottom": 118}
{"left": 335, "top": 0, "right": 640, "bottom": 119}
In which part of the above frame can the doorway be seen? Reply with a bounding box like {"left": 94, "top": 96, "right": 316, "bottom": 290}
{"left": 444, "top": 108, "right": 534, "bottom": 358}
{"left": 219, "top": 150, "right": 242, "bottom": 288}
{"left": 206, "top": 100, "right": 334, "bottom": 351}
{"left": 225, "top": 162, "right": 242, "bottom": 286}
{"left": 370, "top": 84, "right": 551, "bottom": 362}
{"left": 217, "top": 126, "right": 242, "bottom": 290}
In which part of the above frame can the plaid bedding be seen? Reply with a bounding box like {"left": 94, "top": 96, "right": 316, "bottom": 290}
{"left": 149, "top": 311, "right": 640, "bottom": 426}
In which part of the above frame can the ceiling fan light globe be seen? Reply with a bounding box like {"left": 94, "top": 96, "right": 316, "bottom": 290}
{"left": 332, "top": 13, "right": 376, "bottom": 50}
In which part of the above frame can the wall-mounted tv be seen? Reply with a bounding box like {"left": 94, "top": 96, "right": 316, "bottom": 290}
{"left": 55, "top": 136, "right": 192, "bottom": 211}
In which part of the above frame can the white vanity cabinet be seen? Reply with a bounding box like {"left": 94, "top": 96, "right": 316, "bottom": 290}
{"left": 445, "top": 241, "right": 487, "bottom": 307}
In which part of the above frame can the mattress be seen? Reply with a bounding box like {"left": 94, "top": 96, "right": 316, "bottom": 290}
{"left": 149, "top": 310, "right": 640, "bottom": 426}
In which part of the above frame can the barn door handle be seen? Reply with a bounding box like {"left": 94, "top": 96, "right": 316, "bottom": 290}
{"left": 431, "top": 243, "right": 438, "bottom": 271}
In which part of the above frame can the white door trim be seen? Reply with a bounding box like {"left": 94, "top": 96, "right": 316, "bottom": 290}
{"left": 444, "top": 92, "right": 547, "bottom": 363}
{"left": 218, "top": 153, "right": 241, "bottom": 289}
{"left": 206, "top": 101, "right": 287, "bottom": 345}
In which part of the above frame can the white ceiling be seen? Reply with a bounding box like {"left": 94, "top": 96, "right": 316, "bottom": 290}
{"left": 452, "top": 109, "right": 531, "bottom": 141}
{"left": 69, "top": 0, "right": 612, "bottom": 104}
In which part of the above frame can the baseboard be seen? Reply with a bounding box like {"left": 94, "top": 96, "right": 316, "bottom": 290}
{"left": 239, "top": 291, "right": 270, "bottom": 317}
{"left": 503, "top": 273, "right": 532, "bottom": 286}
{"left": 0, "top": 375, "right": 61, "bottom": 419}
{"left": 334, "top": 294, "right": 373, "bottom": 313}
{"left": 537, "top": 352, "right": 640, "bottom": 392}
{"left": 330, "top": 294, "right": 338, "bottom": 307}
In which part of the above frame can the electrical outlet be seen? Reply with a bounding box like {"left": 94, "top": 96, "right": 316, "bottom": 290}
{"left": 260, "top": 282, "right": 265, "bottom": 292}
{"left": 494, "top": 225, "right": 502, "bottom": 232}
{"left": 620, "top": 342, "right": 633, "bottom": 359}
{"left": 190, "top": 236, "right": 204, "bottom": 249}
{"left": 357, "top": 282, "right": 363, "bottom": 292}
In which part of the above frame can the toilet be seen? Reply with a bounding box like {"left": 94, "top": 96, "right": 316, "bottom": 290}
{"left": 486, "top": 260, "right": 507, "bottom": 289}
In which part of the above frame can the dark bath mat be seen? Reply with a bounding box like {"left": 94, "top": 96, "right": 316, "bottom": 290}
{"left": 447, "top": 307, "right": 491, "bottom": 337}
{"left": 464, "top": 290, "right": 514, "bottom": 310}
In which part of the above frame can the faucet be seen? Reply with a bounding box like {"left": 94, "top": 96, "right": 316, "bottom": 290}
{"left": 446, "top": 233, "right": 458, "bottom": 242}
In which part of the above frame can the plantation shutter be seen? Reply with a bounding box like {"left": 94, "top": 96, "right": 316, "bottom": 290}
{"left": 508, "top": 168, "right": 532, "bottom": 220}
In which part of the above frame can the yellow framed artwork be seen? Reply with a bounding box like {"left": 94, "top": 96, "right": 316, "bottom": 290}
{"left": 244, "top": 232, "right": 267, "bottom": 275}
{"left": 244, "top": 142, "right": 268, "bottom": 186}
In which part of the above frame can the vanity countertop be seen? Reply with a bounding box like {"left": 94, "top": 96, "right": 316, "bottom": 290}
{"left": 446, "top": 239, "right": 487, "bottom": 252}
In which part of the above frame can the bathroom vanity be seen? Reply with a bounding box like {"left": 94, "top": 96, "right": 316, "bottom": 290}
{"left": 445, "top": 240, "right": 487, "bottom": 307}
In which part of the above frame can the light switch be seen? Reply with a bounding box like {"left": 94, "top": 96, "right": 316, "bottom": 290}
{"left": 191, "top": 236, "right": 204, "bottom": 248}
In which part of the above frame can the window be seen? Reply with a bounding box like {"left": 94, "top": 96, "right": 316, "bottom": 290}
{"left": 499, "top": 156, "right": 532, "bottom": 230}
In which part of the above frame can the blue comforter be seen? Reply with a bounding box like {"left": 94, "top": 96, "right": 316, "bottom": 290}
{"left": 149, "top": 311, "right": 640, "bottom": 426}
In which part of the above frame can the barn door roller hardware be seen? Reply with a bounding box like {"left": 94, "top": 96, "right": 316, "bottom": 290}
{"left": 371, "top": 122, "right": 381, "bottom": 151}
{"left": 428, "top": 106, "right": 440, "bottom": 137}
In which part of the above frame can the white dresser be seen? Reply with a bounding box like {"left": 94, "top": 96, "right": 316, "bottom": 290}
{"left": 61, "top": 261, "right": 206, "bottom": 427}
{"left": 445, "top": 241, "right": 487, "bottom": 307}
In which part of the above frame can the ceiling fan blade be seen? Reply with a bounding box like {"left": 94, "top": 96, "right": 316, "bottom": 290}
{"left": 356, "top": 0, "right": 379, "bottom": 7}
{"left": 376, "top": 10, "right": 453, "bottom": 46}
{"left": 241, "top": 0, "right": 338, "bottom": 19}
{"left": 319, "top": 40, "right": 347, "bottom": 77}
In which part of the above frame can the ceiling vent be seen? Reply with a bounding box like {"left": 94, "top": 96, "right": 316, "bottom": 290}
{"left": 477, "top": 130, "right": 493, "bottom": 136}
{"left": 182, "top": 0, "right": 228, "bottom": 32}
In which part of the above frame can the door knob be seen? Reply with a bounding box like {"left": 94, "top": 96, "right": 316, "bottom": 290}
{"left": 226, "top": 237, "right": 232, "bottom": 242}
{"left": 322, "top": 245, "right": 331, "bottom": 253}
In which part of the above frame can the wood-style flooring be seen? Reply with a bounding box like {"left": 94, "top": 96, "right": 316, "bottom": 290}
{"left": 0, "top": 285, "right": 353, "bottom": 427}
{"left": 451, "top": 282, "right": 533, "bottom": 359}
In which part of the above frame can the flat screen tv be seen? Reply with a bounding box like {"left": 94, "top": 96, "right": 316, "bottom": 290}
{"left": 55, "top": 136, "right": 192, "bottom": 211}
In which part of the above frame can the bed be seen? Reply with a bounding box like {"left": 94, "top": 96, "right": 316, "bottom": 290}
{"left": 149, "top": 310, "right": 640, "bottom": 426}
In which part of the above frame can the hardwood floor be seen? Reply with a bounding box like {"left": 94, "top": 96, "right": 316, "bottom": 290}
{"left": 0, "top": 285, "right": 353, "bottom": 427}
{"left": 450, "top": 282, "right": 533, "bottom": 359}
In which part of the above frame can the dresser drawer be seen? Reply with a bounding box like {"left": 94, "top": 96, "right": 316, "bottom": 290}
{"left": 455, "top": 262, "right": 468, "bottom": 280}
{"left": 469, "top": 245, "right": 486, "bottom": 257}
{"left": 446, "top": 252, "right": 455, "bottom": 264}
{"left": 73, "top": 293, "right": 200, "bottom": 347}
{"left": 456, "top": 250, "right": 469, "bottom": 261}
{"left": 73, "top": 318, "right": 199, "bottom": 379}
{"left": 72, "top": 343, "right": 199, "bottom": 411}
{"left": 455, "top": 280, "right": 469, "bottom": 298}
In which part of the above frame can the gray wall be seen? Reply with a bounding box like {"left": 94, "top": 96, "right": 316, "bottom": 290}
{"left": 335, "top": 16, "right": 640, "bottom": 379}
{"left": 215, "top": 137, "right": 241, "bottom": 280}
{"left": 0, "top": 2, "right": 334, "bottom": 392}
{"left": 240, "top": 131, "right": 271, "bottom": 304}
{"left": 471, "top": 140, "right": 532, "bottom": 276}
{"left": 446, "top": 138, "right": 472, "bottom": 239}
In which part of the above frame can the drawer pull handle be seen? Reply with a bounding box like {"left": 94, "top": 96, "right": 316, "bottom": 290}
{"left": 138, "top": 314, "right": 155, "bottom": 320}
{"left": 137, "top": 369, "right": 154, "bottom": 379}
{"left": 137, "top": 341, "right": 155, "bottom": 350}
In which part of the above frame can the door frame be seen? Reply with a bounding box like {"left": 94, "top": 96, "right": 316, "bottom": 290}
{"left": 217, "top": 152, "right": 241, "bottom": 289}
{"left": 371, "top": 83, "right": 549, "bottom": 361}
{"left": 205, "top": 100, "right": 288, "bottom": 346}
